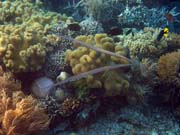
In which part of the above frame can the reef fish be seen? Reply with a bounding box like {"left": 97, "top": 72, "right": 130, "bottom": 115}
{"left": 156, "top": 28, "right": 169, "bottom": 41}
{"left": 68, "top": 22, "right": 81, "bottom": 31}
{"left": 107, "top": 26, "right": 123, "bottom": 36}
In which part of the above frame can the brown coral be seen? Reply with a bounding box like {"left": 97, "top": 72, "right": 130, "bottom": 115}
{"left": 2, "top": 94, "right": 50, "bottom": 135}
{"left": 0, "top": 89, "right": 50, "bottom": 135}
{"left": 158, "top": 49, "right": 180, "bottom": 86}
{"left": 59, "top": 97, "right": 81, "bottom": 117}
{"left": 0, "top": 66, "right": 21, "bottom": 94}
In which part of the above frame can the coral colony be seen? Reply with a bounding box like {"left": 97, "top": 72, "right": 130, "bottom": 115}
{"left": 0, "top": 0, "right": 180, "bottom": 135}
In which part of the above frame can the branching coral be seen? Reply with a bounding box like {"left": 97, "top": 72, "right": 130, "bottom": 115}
{"left": 158, "top": 49, "right": 180, "bottom": 86}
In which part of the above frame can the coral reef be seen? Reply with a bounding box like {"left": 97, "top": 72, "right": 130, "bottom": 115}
{"left": 79, "top": 17, "right": 104, "bottom": 35}
{"left": 103, "top": 71, "right": 129, "bottom": 97}
{"left": 0, "top": 67, "right": 50, "bottom": 135}
{"left": 76, "top": 0, "right": 124, "bottom": 29}
{"left": 157, "top": 49, "right": 180, "bottom": 86}
{"left": 44, "top": 37, "right": 73, "bottom": 78}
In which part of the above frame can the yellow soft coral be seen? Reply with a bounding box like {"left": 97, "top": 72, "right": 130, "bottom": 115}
{"left": 103, "top": 71, "right": 129, "bottom": 97}
{"left": 0, "top": 0, "right": 62, "bottom": 25}
{"left": 65, "top": 34, "right": 129, "bottom": 97}
{"left": 158, "top": 49, "right": 180, "bottom": 86}
{"left": 0, "top": 0, "right": 66, "bottom": 72}
{"left": 65, "top": 34, "right": 128, "bottom": 75}
{"left": 0, "top": 25, "right": 47, "bottom": 72}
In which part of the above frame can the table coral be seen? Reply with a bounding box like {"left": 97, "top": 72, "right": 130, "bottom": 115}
{"left": 158, "top": 49, "right": 180, "bottom": 86}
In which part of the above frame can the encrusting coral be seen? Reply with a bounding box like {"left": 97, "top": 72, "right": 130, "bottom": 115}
{"left": 158, "top": 49, "right": 180, "bottom": 86}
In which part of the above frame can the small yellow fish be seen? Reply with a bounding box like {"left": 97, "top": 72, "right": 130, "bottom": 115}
{"left": 163, "top": 28, "right": 169, "bottom": 37}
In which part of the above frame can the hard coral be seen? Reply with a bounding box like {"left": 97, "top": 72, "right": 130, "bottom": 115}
{"left": 158, "top": 49, "right": 180, "bottom": 86}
